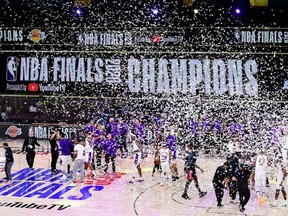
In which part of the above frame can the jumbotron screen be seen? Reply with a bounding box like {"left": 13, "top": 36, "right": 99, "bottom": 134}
{"left": 0, "top": 27, "right": 287, "bottom": 100}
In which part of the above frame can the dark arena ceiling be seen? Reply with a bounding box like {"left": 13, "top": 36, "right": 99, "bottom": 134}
{"left": 1, "top": 0, "right": 288, "bottom": 27}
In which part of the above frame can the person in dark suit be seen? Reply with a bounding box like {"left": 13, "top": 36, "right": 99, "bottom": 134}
{"left": 3, "top": 143, "right": 14, "bottom": 183}
{"left": 22, "top": 130, "right": 40, "bottom": 171}
{"left": 49, "top": 130, "right": 59, "bottom": 174}
{"left": 213, "top": 162, "right": 230, "bottom": 207}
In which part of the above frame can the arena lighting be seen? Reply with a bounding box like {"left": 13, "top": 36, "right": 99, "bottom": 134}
{"left": 194, "top": 9, "right": 199, "bottom": 14}
{"left": 151, "top": 8, "right": 159, "bottom": 15}
{"left": 235, "top": 8, "right": 241, "bottom": 14}
{"left": 74, "top": 7, "right": 84, "bottom": 16}
{"left": 76, "top": 9, "right": 82, "bottom": 15}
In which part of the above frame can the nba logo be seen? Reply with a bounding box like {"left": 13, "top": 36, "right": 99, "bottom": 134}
{"left": 6, "top": 56, "right": 19, "bottom": 82}
{"left": 235, "top": 30, "right": 241, "bottom": 44}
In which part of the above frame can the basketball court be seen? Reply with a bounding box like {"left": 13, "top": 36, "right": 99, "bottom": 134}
{"left": 0, "top": 139, "right": 287, "bottom": 216}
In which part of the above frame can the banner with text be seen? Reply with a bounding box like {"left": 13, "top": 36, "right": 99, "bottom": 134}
{"left": 0, "top": 53, "right": 287, "bottom": 100}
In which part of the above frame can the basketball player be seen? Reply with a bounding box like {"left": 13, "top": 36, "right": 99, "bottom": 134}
{"left": 106, "top": 117, "right": 119, "bottom": 139}
{"left": 167, "top": 130, "right": 179, "bottom": 181}
{"left": 151, "top": 144, "right": 161, "bottom": 181}
{"left": 159, "top": 142, "right": 172, "bottom": 186}
{"left": 254, "top": 149, "right": 268, "bottom": 202}
{"left": 84, "top": 134, "right": 98, "bottom": 178}
{"left": 181, "top": 145, "right": 207, "bottom": 200}
{"left": 129, "top": 134, "right": 143, "bottom": 183}
{"left": 84, "top": 119, "right": 96, "bottom": 135}
{"left": 70, "top": 140, "right": 85, "bottom": 186}
{"left": 270, "top": 157, "right": 287, "bottom": 207}
{"left": 102, "top": 134, "right": 119, "bottom": 175}
{"left": 118, "top": 118, "right": 129, "bottom": 158}
{"left": 92, "top": 124, "right": 105, "bottom": 169}
{"left": 59, "top": 132, "right": 74, "bottom": 180}
{"left": 132, "top": 119, "right": 145, "bottom": 158}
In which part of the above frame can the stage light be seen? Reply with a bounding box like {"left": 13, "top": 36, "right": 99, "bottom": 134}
{"left": 194, "top": 9, "right": 199, "bottom": 14}
{"left": 235, "top": 8, "right": 241, "bottom": 14}
{"left": 76, "top": 9, "right": 82, "bottom": 15}
{"left": 73, "top": 7, "right": 86, "bottom": 19}
{"left": 151, "top": 8, "right": 159, "bottom": 15}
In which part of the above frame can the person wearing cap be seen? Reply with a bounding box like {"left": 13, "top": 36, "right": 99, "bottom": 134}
{"left": 3, "top": 143, "right": 13, "bottom": 183}
{"left": 233, "top": 163, "right": 252, "bottom": 212}
{"left": 212, "top": 162, "right": 230, "bottom": 207}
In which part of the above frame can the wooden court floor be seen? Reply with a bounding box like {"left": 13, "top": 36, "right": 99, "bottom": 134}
{"left": 0, "top": 140, "right": 287, "bottom": 216}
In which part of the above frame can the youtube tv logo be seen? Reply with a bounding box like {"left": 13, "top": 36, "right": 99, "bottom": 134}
{"left": 28, "top": 83, "right": 39, "bottom": 92}
{"left": 152, "top": 35, "right": 161, "bottom": 42}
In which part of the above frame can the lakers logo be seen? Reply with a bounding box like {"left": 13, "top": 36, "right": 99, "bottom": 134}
{"left": 28, "top": 29, "right": 46, "bottom": 43}
{"left": 5, "top": 126, "right": 22, "bottom": 138}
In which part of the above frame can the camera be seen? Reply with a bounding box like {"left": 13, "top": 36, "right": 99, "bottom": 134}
{"left": 51, "top": 126, "right": 61, "bottom": 133}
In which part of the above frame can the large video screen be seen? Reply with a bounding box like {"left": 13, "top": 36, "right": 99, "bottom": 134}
{"left": 1, "top": 27, "right": 287, "bottom": 101}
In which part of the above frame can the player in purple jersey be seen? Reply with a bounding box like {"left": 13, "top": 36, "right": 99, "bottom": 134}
{"left": 166, "top": 130, "right": 179, "bottom": 181}
{"left": 118, "top": 118, "right": 129, "bottom": 158}
{"left": 187, "top": 118, "right": 199, "bottom": 137}
{"left": 153, "top": 116, "right": 165, "bottom": 133}
{"left": 92, "top": 124, "right": 105, "bottom": 168}
{"left": 214, "top": 117, "right": 221, "bottom": 137}
{"left": 58, "top": 132, "right": 74, "bottom": 180}
{"left": 102, "top": 134, "right": 120, "bottom": 175}
{"left": 106, "top": 117, "right": 119, "bottom": 139}
{"left": 201, "top": 115, "right": 211, "bottom": 135}
{"left": 84, "top": 119, "right": 96, "bottom": 135}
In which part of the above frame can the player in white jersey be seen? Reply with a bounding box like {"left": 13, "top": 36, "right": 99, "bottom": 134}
{"left": 129, "top": 134, "right": 143, "bottom": 183}
{"left": 84, "top": 135, "right": 98, "bottom": 178}
{"left": 159, "top": 142, "right": 172, "bottom": 186}
{"left": 271, "top": 157, "right": 287, "bottom": 207}
{"left": 254, "top": 150, "right": 268, "bottom": 200}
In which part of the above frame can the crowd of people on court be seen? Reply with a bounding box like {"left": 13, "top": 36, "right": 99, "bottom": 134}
{"left": 2, "top": 110, "right": 288, "bottom": 213}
